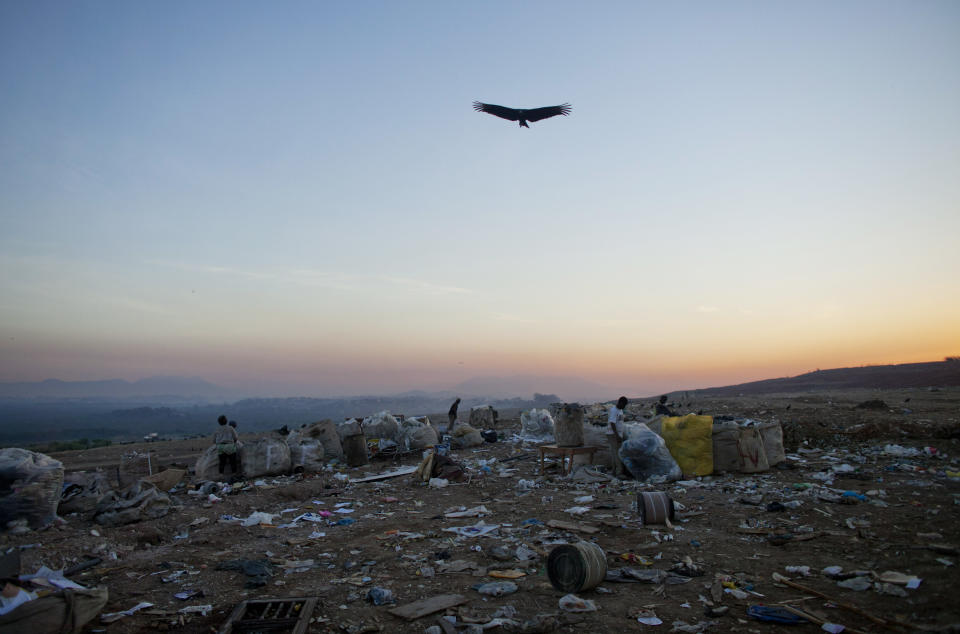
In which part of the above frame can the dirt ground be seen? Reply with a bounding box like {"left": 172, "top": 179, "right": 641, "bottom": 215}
{"left": 6, "top": 388, "right": 960, "bottom": 633}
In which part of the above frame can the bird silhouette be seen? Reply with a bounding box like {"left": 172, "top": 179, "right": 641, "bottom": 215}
{"left": 473, "top": 101, "right": 571, "bottom": 128}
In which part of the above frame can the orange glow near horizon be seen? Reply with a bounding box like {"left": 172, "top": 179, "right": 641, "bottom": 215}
{"left": 1, "top": 317, "right": 956, "bottom": 397}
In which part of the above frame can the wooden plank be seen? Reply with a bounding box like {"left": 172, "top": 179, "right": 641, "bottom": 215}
{"left": 217, "top": 597, "right": 317, "bottom": 634}
{"left": 388, "top": 594, "right": 469, "bottom": 621}
{"left": 350, "top": 466, "right": 418, "bottom": 483}
{"left": 546, "top": 519, "right": 600, "bottom": 534}
{"left": 293, "top": 597, "right": 318, "bottom": 634}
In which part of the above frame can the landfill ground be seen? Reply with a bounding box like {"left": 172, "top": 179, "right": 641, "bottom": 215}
{"left": 8, "top": 387, "right": 960, "bottom": 633}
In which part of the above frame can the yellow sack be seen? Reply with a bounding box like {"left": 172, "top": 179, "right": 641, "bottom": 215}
{"left": 660, "top": 415, "right": 713, "bottom": 477}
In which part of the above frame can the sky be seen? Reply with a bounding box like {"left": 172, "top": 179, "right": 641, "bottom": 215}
{"left": 1, "top": 1, "right": 958, "bottom": 398}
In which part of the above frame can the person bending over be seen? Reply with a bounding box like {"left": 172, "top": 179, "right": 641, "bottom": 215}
{"left": 607, "top": 397, "right": 628, "bottom": 478}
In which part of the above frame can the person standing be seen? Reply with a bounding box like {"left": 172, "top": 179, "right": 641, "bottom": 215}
{"left": 448, "top": 398, "right": 461, "bottom": 428}
{"left": 214, "top": 415, "right": 239, "bottom": 476}
{"left": 607, "top": 397, "right": 628, "bottom": 478}
{"left": 228, "top": 420, "right": 243, "bottom": 473}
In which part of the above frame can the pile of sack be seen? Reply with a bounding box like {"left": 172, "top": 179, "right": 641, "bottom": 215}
{"left": 194, "top": 433, "right": 292, "bottom": 481}
{"left": 93, "top": 480, "right": 174, "bottom": 527}
{"left": 59, "top": 471, "right": 110, "bottom": 518}
{"left": 711, "top": 419, "right": 785, "bottom": 474}
{"left": 286, "top": 420, "right": 343, "bottom": 472}
{"left": 398, "top": 416, "right": 438, "bottom": 451}
{"left": 59, "top": 467, "right": 181, "bottom": 527}
{"left": 618, "top": 415, "right": 786, "bottom": 483}
{"left": 468, "top": 405, "right": 497, "bottom": 428}
{"left": 361, "top": 411, "right": 401, "bottom": 449}
{"left": 0, "top": 448, "right": 64, "bottom": 532}
{"left": 450, "top": 421, "right": 483, "bottom": 448}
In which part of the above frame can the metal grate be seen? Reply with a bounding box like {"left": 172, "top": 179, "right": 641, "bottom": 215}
{"left": 219, "top": 597, "right": 317, "bottom": 634}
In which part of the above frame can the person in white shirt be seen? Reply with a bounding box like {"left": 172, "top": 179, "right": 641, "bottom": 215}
{"left": 607, "top": 396, "right": 628, "bottom": 477}
{"left": 213, "top": 415, "right": 239, "bottom": 476}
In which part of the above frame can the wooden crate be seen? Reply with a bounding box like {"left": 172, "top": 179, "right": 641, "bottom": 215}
{"left": 218, "top": 596, "right": 318, "bottom": 634}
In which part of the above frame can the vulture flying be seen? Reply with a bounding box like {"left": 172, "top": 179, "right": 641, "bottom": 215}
{"left": 473, "top": 101, "right": 571, "bottom": 128}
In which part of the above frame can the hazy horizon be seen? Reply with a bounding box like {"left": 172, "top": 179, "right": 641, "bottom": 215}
{"left": 2, "top": 2, "right": 958, "bottom": 397}
{"left": 1, "top": 359, "right": 953, "bottom": 403}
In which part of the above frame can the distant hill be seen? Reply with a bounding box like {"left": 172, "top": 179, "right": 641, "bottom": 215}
{"left": 0, "top": 391, "right": 558, "bottom": 446}
{"left": 687, "top": 360, "right": 960, "bottom": 397}
{"left": 0, "top": 376, "right": 238, "bottom": 402}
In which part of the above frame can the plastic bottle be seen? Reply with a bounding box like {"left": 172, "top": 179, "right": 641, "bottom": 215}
{"left": 367, "top": 587, "right": 394, "bottom": 605}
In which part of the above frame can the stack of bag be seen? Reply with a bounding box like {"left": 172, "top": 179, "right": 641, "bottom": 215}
{"left": 622, "top": 414, "right": 786, "bottom": 480}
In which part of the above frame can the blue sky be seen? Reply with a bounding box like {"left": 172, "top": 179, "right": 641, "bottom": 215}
{"left": 1, "top": 1, "right": 958, "bottom": 397}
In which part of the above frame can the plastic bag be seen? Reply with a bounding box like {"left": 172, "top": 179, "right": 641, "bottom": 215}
{"left": 94, "top": 480, "right": 172, "bottom": 526}
{"left": 361, "top": 411, "right": 400, "bottom": 444}
{"left": 285, "top": 436, "right": 325, "bottom": 472}
{"left": 240, "top": 436, "right": 292, "bottom": 478}
{"left": 737, "top": 426, "right": 769, "bottom": 473}
{"left": 660, "top": 415, "right": 713, "bottom": 477}
{"left": 287, "top": 420, "right": 343, "bottom": 472}
{"left": 298, "top": 420, "right": 344, "bottom": 459}
{"left": 58, "top": 471, "right": 109, "bottom": 517}
{"left": 0, "top": 586, "right": 108, "bottom": 634}
{"left": 336, "top": 419, "right": 362, "bottom": 441}
{"left": 117, "top": 451, "right": 152, "bottom": 489}
{"left": 580, "top": 423, "right": 610, "bottom": 467}
{"left": 469, "top": 406, "right": 498, "bottom": 429}
{"left": 399, "top": 417, "right": 438, "bottom": 450}
{"left": 194, "top": 446, "right": 222, "bottom": 481}
{"left": 758, "top": 421, "right": 785, "bottom": 466}
{"left": 520, "top": 409, "right": 555, "bottom": 441}
{"left": 451, "top": 422, "right": 483, "bottom": 448}
{"left": 619, "top": 424, "right": 682, "bottom": 483}
{"left": 711, "top": 421, "right": 741, "bottom": 473}
{"left": 0, "top": 448, "right": 64, "bottom": 531}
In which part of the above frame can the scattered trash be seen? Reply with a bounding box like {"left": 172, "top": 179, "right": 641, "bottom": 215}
{"left": 443, "top": 521, "right": 500, "bottom": 538}
{"left": 93, "top": 480, "right": 172, "bottom": 527}
{"left": 558, "top": 593, "right": 598, "bottom": 612}
{"left": 241, "top": 511, "right": 278, "bottom": 527}
{"left": 101, "top": 601, "right": 154, "bottom": 624}
{"left": 444, "top": 505, "right": 490, "bottom": 518}
{"left": 472, "top": 582, "right": 518, "bottom": 596}
{"left": 215, "top": 559, "right": 272, "bottom": 588}
{"left": 747, "top": 605, "right": 807, "bottom": 624}
{"left": 366, "top": 586, "right": 395, "bottom": 605}
{"left": 634, "top": 609, "right": 663, "bottom": 625}
{"left": 837, "top": 577, "right": 872, "bottom": 591}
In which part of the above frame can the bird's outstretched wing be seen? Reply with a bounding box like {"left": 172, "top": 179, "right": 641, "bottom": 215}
{"left": 473, "top": 102, "right": 521, "bottom": 121}
{"left": 524, "top": 103, "right": 572, "bottom": 122}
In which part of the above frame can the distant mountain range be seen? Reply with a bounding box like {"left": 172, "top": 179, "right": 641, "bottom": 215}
{"left": 2, "top": 361, "right": 956, "bottom": 404}
{"left": 1, "top": 361, "right": 957, "bottom": 446}
{"left": 0, "top": 376, "right": 239, "bottom": 402}
{"left": 685, "top": 360, "right": 960, "bottom": 397}
{"left": 0, "top": 373, "right": 613, "bottom": 403}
